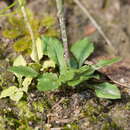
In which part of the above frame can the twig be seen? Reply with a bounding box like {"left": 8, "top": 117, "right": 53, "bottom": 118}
{"left": 56, "top": 0, "right": 70, "bottom": 64}
{"left": 17, "top": 0, "right": 39, "bottom": 62}
{"left": 73, "top": 0, "right": 116, "bottom": 53}
{"left": 52, "top": 97, "right": 65, "bottom": 109}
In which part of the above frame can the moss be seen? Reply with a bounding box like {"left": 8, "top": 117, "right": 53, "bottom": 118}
{"left": 17, "top": 124, "right": 33, "bottom": 130}
{"left": 13, "top": 36, "right": 32, "bottom": 52}
{"left": 32, "top": 100, "right": 46, "bottom": 113}
{"left": 125, "top": 102, "right": 130, "bottom": 110}
{"left": 83, "top": 101, "right": 104, "bottom": 123}
{"left": 41, "top": 16, "right": 56, "bottom": 27}
{"left": 102, "top": 121, "right": 123, "bottom": 130}
{"left": 62, "top": 98, "right": 70, "bottom": 109}
{"left": 2, "top": 9, "right": 59, "bottom": 54}
{"left": 0, "top": 116, "right": 5, "bottom": 130}
{"left": 16, "top": 101, "right": 35, "bottom": 119}
{"left": 0, "top": 100, "right": 21, "bottom": 129}
{"left": 31, "top": 94, "right": 52, "bottom": 115}
{"left": 63, "top": 123, "right": 80, "bottom": 130}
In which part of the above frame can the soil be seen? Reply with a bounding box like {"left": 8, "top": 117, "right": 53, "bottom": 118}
{"left": 0, "top": 0, "right": 130, "bottom": 129}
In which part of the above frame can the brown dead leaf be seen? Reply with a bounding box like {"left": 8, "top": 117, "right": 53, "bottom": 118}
{"left": 92, "top": 56, "right": 130, "bottom": 88}
{"left": 84, "top": 25, "right": 96, "bottom": 36}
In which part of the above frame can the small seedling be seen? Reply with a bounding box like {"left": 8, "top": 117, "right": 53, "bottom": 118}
{"left": 0, "top": 36, "right": 121, "bottom": 102}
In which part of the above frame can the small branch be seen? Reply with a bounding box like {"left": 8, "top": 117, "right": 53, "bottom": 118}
{"left": 73, "top": 0, "right": 116, "bottom": 54}
{"left": 17, "top": 0, "right": 39, "bottom": 62}
{"left": 52, "top": 97, "right": 65, "bottom": 109}
{"left": 56, "top": 0, "right": 70, "bottom": 64}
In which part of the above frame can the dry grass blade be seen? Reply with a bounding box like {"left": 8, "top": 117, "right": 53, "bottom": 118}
{"left": 73, "top": 0, "right": 116, "bottom": 54}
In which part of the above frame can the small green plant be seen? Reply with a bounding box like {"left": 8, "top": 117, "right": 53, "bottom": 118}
{"left": 0, "top": 36, "right": 121, "bottom": 102}
{"left": 0, "top": 0, "right": 121, "bottom": 102}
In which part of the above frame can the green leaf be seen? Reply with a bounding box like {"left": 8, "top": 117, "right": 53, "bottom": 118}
{"left": 0, "top": 86, "right": 23, "bottom": 102}
{"left": 67, "top": 65, "right": 95, "bottom": 87}
{"left": 71, "top": 38, "right": 94, "bottom": 67}
{"left": 13, "top": 55, "right": 27, "bottom": 84}
{"left": 59, "top": 69, "right": 75, "bottom": 83}
{"left": 41, "top": 36, "right": 66, "bottom": 71}
{"left": 37, "top": 73, "right": 61, "bottom": 91}
{"left": 42, "top": 60, "right": 55, "bottom": 70}
{"left": 22, "top": 77, "right": 32, "bottom": 93}
{"left": 41, "top": 16, "right": 56, "bottom": 27}
{"left": 13, "top": 55, "right": 27, "bottom": 66}
{"left": 41, "top": 36, "right": 48, "bottom": 55}
{"left": 0, "top": 86, "right": 18, "bottom": 98}
{"left": 93, "top": 58, "right": 121, "bottom": 70}
{"left": 69, "top": 56, "right": 78, "bottom": 69}
{"left": 8, "top": 66, "right": 39, "bottom": 78}
{"left": 76, "top": 65, "right": 94, "bottom": 75}
{"left": 13, "top": 36, "right": 32, "bottom": 52}
{"left": 29, "top": 63, "right": 42, "bottom": 72}
{"left": 68, "top": 74, "right": 96, "bottom": 87}
{"left": 31, "top": 37, "right": 44, "bottom": 62}
{"left": 2, "top": 29, "right": 21, "bottom": 39}
{"left": 10, "top": 90, "right": 23, "bottom": 102}
{"left": 67, "top": 77, "right": 87, "bottom": 87}
{"left": 59, "top": 65, "right": 95, "bottom": 86}
{"left": 44, "top": 29, "right": 59, "bottom": 37}
{"left": 36, "top": 37, "right": 44, "bottom": 61}
{"left": 94, "top": 82, "right": 121, "bottom": 99}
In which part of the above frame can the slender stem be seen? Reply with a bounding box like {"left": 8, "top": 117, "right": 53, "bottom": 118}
{"left": 17, "top": 0, "right": 39, "bottom": 62}
{"left": 56, "top": 0, "right": 70, "bottom": 64}
{"left": 0, "top": 1, "right": 16, "bottom": 15}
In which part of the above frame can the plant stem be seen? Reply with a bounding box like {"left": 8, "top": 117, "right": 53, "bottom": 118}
{"left": 56, "top": 0, "right": 70, "bottom": 64}
{"left": 0, "top": 1, "right": 16, "bottom": 15}
{"left": 17, "top": 0, "right": 39, "bottom": 62}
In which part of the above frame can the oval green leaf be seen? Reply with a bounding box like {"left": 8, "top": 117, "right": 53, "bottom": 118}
{"left": 37, "top": 73, "right": 61, "bottom": 91}
{"left": 0, "top": 86, "right": 18, "bottom": 98}
{"left": 94, "top": 82, "right": 121, "bottom": 99}
{"left": 41, "top": 36, "right": 66, "bottom": 71}
{"left": 8, "top": 66, "right": 39, "bottom": 78}
{"left": 93, "top": 58, "right": 121, "bottom": 70}
{"left": 10, "top": 90, "right": 23, "bottom": 102}
{"left": 70, "top": 38, "right": 94, "bottom": 67}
